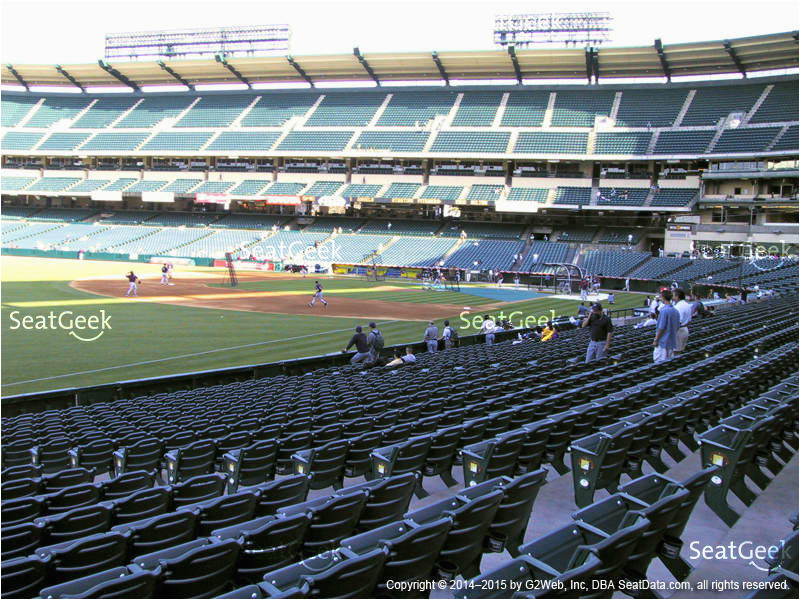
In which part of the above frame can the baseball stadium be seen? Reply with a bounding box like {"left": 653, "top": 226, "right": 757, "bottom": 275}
{"left": 0, "top": 1, "right": 798, "bottom": 598}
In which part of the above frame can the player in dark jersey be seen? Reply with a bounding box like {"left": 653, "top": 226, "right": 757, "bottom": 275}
{"left": 309, "top": 281, "right": 328, "bottom": 307}
{"left": 125, "top": 271, "right": 140, "bottom": 297}
{"left": 160, "top": 264, "right": 169, "bottom": 285}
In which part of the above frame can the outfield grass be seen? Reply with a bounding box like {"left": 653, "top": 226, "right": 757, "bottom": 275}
{"left": 1, "top": 256, "right": 644, "bottom": 396}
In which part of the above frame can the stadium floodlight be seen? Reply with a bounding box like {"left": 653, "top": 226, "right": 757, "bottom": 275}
{"left": 105, "top": 25, "right": 290, "bottom": 61}
{"left": 493, "top": 12, "right": 613, "bottom": 48}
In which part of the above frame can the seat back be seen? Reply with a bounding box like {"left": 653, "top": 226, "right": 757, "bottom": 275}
{"left": 101, "top": 470, "right": 155, "bottom": 501}
{"left": 112, "top": 510, "right": 198, "bottom": 556}
{"left": 0, "top": 555, "right": 51, "bottom": 598}
{"left": 192, "top": 491, "right": 258, "bottom": 536}
{"left": 38, "top": 567, "right": 157, "bottom": 599}
{"left": 109, "top": 487, "right": 171, "bottom": 525}
{"left": 37, "top": 531, "right": 129, "bottom": 585}
{"left": 170, "top": 473, "right": 227, "bottom": 507}
{"left": 491, "top": 469, "right": 548, "bottom": 554}
{"left": 37, "top": 505, "right": 112, "bottom": 546}
{"left": 145, "top": 539, "right": 241, "bottom": 598}
{"left": 252, "top": 474, "right": 310, "bottom": 517}
{"left": 302, "top": 548, "right": 386, "bottom": 599}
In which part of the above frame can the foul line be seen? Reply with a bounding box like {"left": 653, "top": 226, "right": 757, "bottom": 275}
{"left": 4, "top": 320, "right": 401, "bottom": 388}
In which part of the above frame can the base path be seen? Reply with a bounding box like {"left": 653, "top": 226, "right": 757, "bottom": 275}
{"left": 71, "top": 276, "right": 470, "bottom": 321}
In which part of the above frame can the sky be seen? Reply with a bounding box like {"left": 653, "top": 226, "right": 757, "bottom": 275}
{"left": 1, "top": 0, "right": 798, "bottom": 64}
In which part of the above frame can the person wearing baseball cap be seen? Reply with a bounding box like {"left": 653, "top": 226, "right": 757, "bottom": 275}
{"left": 366, "top": 322, "right": 384, "bottom": 364}
{"left": 582, "top": 303, "right": 613, "bottom": 363}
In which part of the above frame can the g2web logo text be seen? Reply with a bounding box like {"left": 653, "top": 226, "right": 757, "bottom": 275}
{"left": 8, "top": 310, "right": 112, "bottom": 342}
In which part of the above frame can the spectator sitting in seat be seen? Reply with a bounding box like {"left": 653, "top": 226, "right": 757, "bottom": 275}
{"left": 635, "top": 313, "right": 658, "bottom": 329}
{"left": 541, "top": 322, "right": 558, "bottom": 342}
{"left": 387, "top": 346, "right": 417, "bottom": 367}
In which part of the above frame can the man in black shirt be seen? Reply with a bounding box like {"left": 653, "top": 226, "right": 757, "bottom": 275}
{"left": 343, "top": 325, "right": 370, "bottom": 365}
{"left": 582, "top": 303, "right": 613, "bottom": 363}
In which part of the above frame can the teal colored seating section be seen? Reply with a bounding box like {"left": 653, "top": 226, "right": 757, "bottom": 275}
{"left": 653, "top": 130, "right": 715, "bottom": 154}
{"left": 303, "top": 181, "right": 345, "bottom": 196}
{"left": 31, "top": 208, "right": 98, "bottom": 222}
{"left": 340, "top": 184, "right": 382, "bottom": 198}
{"left": 175, "top": 94, "right": 254, "bottom": 127}
{"left": 277, "top": 131, "right": 353, "bottom": 152}
{"left": 192, "top": 181, "right": 235, "bottom": 194}
{"left": 145, "top": 212, "right": 219, "bottom": 227}
{"left": 72, "top": 97, "right": 138, "bottom": 128}
{"left": 597, "top": 228, "right": 643, "bottom": 244}
{"left": 78, "top": 225, "right": 151, "bottom": 249}
{"left": 615, "top": 88, "right": 688, "bottom": 127}
{"left": 361, "top": 219, "right": 436, "bottom": 235}
{"left": 557, "top": 228, "right": 596, "bottom": 243}
{"left": 594, "top": 131, "right": 652, "bottom": 154}
{"left": 242, "top": 93, "right": 318, "bottom": 126}
{"left": 304, "top": 216, "right": 364, "bottom": 233}
{"left": 597, "top": 187, "right": 649, "bottom": 207}
{"left": 161, "top": 179, "right": 202, "bottom": 194}
{"left": 126, "top": 180, "right": 168, "bottom": 193}
{"left": 551, "top": 90, "right": 614, "bottom": 127}
{"left": 26, "top": 96, "right": 92, "bottom": 128}
{"left": 553, "top": 186, "right": 591, "bottom": 205}
{"left": 353, "top": 131, "right": 429, "bottom": 152}
{"left": 681, "top": 84, "right": 764, "bottom": 126}
{"left": 518, "top": 240, "right": 569, "bottom": 271}
{"left": 771, "top": 125, "right": 798, "bottom": 152}
{"left": 213, "top": 214, "right": 285, "bottom": 229}
{"left": 109, "top": 227, "right": 208, "bottom": 254}
{"left": 379, "top": 182, "right": 421, "bottom": 199}
{"left": 465, "top": 184, "right": 504, "bottom": 202}
{"left": 451, "top": 91, "right": 503, "bottom": 126}
{"left": 430, "top": 131, "right": 510, "bottom": 153}
{"left": 1, "top": 177, "right": 37, "bottom": 191}
{"left": 500, "top": 91, "right": 550, "bottom": 127}
{"left": 103, "top": 178, "right": 138, "bottom": 192}
{"left": 264, "top": 182, "right": 306, "bottom": 195}
{"left": 318, "top": 234, "right": 391, "bottom": 263}
{"left": 207, "top": 132, "right": 280, "bottom": 151}
{"left": 441, "top": 222, "right": 523, "bottom": 239}
{"left": 583, "top": 250, "right": 650, "bottom": 276}
{"left": 142, "top": 132, "right": 213, "bottom": 151}
{"left": 444, "top": 238, "right": 524, "bottom": 270}
{"left": 229, "top": 180, "right": 271, "bottom": 196}
{"left": 95, "top": 210, "right": 155, "bottom": 223}
{"left": 305, "top": 93, "right": 384, "bottom": 126}
{"left": 749, "top": 82, "right": 799, "bottom": 123}
{"left": 27, "top": 177, "right": 82, "bottom": 192}
{"left": 375, "top": 236, "right": 456, "bottom": 267}
{"left": 651, "top": 188, "right": 697, "bottom": 207}
{"left": 171, "top": 229, "right": 262, "bottom": 257}
{"left": 377, "top": 91, "right": 457, "bottom": 126}
{"left": 1, "top": 95, "right": 40, "bottom": 126}
{"left": 506, "top": 188, "right": 548, "bottom": 203}
{"left": 69, "top": 179, "right": 111, "bottom": 193}
{"left": 38, "top": 133, "right": 91, "bottom": 151}
{"left": 2, "top": 222, "right": 64, "bottom": 243}
{"left": 711, "top": 127, "right": 782, "bottom": 154}
{"left": 115, "top": 96, "right": 194, "bottom": 128}
{"left": 2, "top": 131, "right": 44, "bottom": 150}
{"left": 80, "top": 132, "right": 149, "bottom": 151}
{"left": 420, "top": 185, "right": 462, "bottom": 201}
{"left": 515, "top": 132, "right": 588, "bottom": 154}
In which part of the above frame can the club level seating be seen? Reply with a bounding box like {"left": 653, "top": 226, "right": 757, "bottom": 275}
{"left": 71, "top": 97, "right": 139, "bottom": 129}
{"left": 352, "top": 131, "right": 430, "bottom": 152}
{"left": 25, "top": 96, "right": 92, "bottom": 128}
{"left": 28, "top": 208, "right": 97, "bottom": 222}
{"left": 557, "top": 228, "right": 596, "bottom": 243}
{"left": 597, "top": 187, "right": 649, "bottom": 206}
{"left": 102, "top": 178, "right": 138, "bottom": 192}
{"left": 339, "top": 184, "right": 382, "bottom": 199}
{"left": 515, "top": 132, "right": 588, "bottom": 154}
{"left": 212, "top": 214, "right": 286, "bottom": 230}
{"left": 125, "top": 180, "right": 168, "bottom": 193}
{"left": 79, "top": 132, "right": 150, "bottom": 151}
{"left": 92, "top": 210, "right": 155, "bottom": 224}
{"left": 451, "top": 91, "right": 503, "bottom": 126}
{"left": 374, "top": 182, "right": 420, "bottom": 199}
{"left": 651, "top": 188, "right": 698, "bottom": 206}
{"left": 360, "top": 219, "right": 436, "bottom": 236}
{"left": 500, "top": 90, "right": 549, "bottom": 127}
{"left": 505, "top": 187, "right": 548, "bottom": 203}
{"left": 144, "top": 212, "right": 219, "bottom": 227}
{"left": 712, "top": 127, "right": 783, "bottom": 154}
{"left": 551, "top": 90, "right": 615, "bottom": 127}
{"left": 228, "top": 180, "right": 271, "bottom": 197}
{"left": 1, "top": 176, "right": 37, "bottom": 191}
{"left": 263, "top": 182, "right": 306, "bottom": 196}
{"left": 441, "top": 222, "right": 523, "bottom": 240}
{"left": 159, "top": 179, "right": 202, "bottom": 195}
{"left": 681, "top": 83, "right": 765, "bottom": 126}
{"left": 192, "top": 181, "right": 235, "bottom": 194}
{"left": 553, "top": 186, "right": 591, "bottom": 205}
{"left": 628, "top": 256, "right": 691, "bottom": 279}
{"left": 615, "top": 88, "right": 689, "bottom": 127}
{"left": 444, "top": 239, "right": 524, "bottom": 270}
{"left": 175, "top": 95, "right": 253, "bottom": 128}
{"left": 276, "top": 131, "right": 353, "bottom": 152}
{"left": 772, "top": 125, "right": 799, "bottom": 152}
{"left": 582, "top": 250, "right": 651, "bottom": 276}
{"left": 431, "top": 131, "right": 510, "bottom": 153}
{"left": 596, "top": 228, "right": 644, "bottom": 244}
{"left": 419, "top": 185, "right": 462, "bottom": 202}
{"left": 319, "top": 234, "right": 392, "bottom": 264}
{"left": 141, "top": 132, "right": 213, "bottom": 152}
{"left": 1, "top": 94, "right": 39, "bottom": 126}
{"left": 114, "top": 96, "right": 194, "bottom": 128}
{"left": 374, "top": 236, "right": 455, "bottom": 266}
{"left": 2, "top": 131, "right": 45, "bottom": 150}
{"left": 26, "top": 177, "right": 82, "bottom": 192}
{"left": 750, "top": 82, "right": 799, "bottom": 123}
{"left": 653, "top": 130, "right": 716, "bottom": 154}
{"left": 207, "top": 132, "right": 281, "bottom": 152}
{"left": 241, "top": 94, "right": 318, "bottom": 127}
{"left": 465, "top": 184, "right": 504, "bottom": 202}
{"left": 517, "top": 241, "right": 569, "bottom": 271}
{"left": 38, "top": 133, "right": 91, "bottom": 151}
{"left": 305, "top": 93, "right": 384, "bottom": 127}
{"left": 377, "top": 91, "right": 457, "bottom": 126}
{"left": 291, "top": 180, "right": 339, "bottom": 197}
{"left": 303, "top": 217, "right": 364, "bottom": 233}
{"left": 595, "top": 131, "right": 653, "bottom": 154}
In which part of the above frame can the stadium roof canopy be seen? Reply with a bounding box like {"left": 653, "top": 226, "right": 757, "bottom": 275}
{"left": 3, "top": 31, "right": 797, "bottom": 90}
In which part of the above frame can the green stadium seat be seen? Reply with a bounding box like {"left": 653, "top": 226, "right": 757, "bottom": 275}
{"left": 595, "top": 131, "right": 653, "bottom": 154}
{"left": 305, "top": 92, "right": 384, "bottom": 126}
{"left": 276, "top": 131, "right": 353, "bottom": 152}
{"left": 175, "top": 94, "right": 253, "bottom": 127}
{"left": 452, "top": 91, "right": 503, "bottom": 126}
{"left": 241, "top": 93, "right": 318, "bottom": 126}
{"left": 26, "top": 96, "right": 92, "bottom": 128}
{"left": 206, "top": 131, "right": 280, "bottom": 152}
{"left": 682, "top": 83, "right": 765, "bottom": 126}
{"left": 377, "top": 91, "right": 457, "bottom": 126}
{"left": 551, "top": 90, "right": 614, "bottom": 127}
{"left": 501, "top": 90, "right": 550, "bottom": 127}
{"left": 353, "top": 131, "right": 429, "bottom": 152}
{"left": 71, "top": 97, "right": 138, "bottom": 128}
{"left": 615, "top": 88, "right": 689, "bottom": 127}
{"left": 515, "top": 132, "right": 588, "bottom": 154}
{"left": 38, "top": 133, "right": 91, "bottom": 151}
{"left": 114, "top": 96, "right": 193, "bottom": 128}
{"left": 79, "top": 133, "right": 149, "bottom": 151}
{"left": 1, "top": 94, "right": 40, "bottom": 126}
{"left": 2, "top": 132, "right": 45, "bottom": 150}
{"left": 431, "top": 131, "right": 510, "bottom": 153}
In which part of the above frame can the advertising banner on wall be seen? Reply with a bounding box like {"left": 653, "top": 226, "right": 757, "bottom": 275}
{"left": 90, "top": 191, "right": 123, "bottom": 202}
{"left": 142, "top": 192, "right": 175, "bottom": 203}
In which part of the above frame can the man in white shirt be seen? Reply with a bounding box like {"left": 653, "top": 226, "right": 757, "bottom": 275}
{"left": 480, "top": 314, "right": 496, "bottom": 345}
{"left": 673, "top": 288, "right": 693, "bottom": 352}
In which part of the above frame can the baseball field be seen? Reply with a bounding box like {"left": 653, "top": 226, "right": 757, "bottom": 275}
{"left": 1, "top": 255, "right": 644, "bottom": 397}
